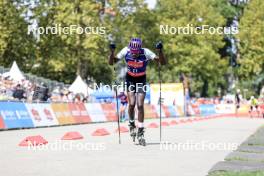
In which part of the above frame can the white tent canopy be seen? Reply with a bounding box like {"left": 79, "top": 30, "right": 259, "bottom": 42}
{"left": 69, "top": 75, "right": 93, "bottom": 97}
{"left": 3, "top": 61, "right": 25, "bottom": 81}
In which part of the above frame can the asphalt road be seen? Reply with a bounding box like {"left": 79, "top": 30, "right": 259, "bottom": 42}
{"left": 0, "top": 116, "right": 263, "bottom": 176}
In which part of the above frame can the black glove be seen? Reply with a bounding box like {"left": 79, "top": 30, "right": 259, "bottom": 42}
{"left": 155, "top": 41, "right": 163, "bottom": 50}
{"left": 109, "top": 43, "right": 116, "bottom": 50}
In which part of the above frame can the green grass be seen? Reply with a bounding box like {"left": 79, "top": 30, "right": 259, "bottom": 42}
{"left": 225, "top": 156, "right": 264, "bottom": 163}
{"left": 225, "top": 157, "right": 251, "bottom": 162}
{"left": 208, "top": 127, "right": 264, "bottom": 176}
{"left": 238, "top": 150, "right": 264, "bottom": 154}
{"left": 209, "top": 171, "right": 264, "bottom": 176}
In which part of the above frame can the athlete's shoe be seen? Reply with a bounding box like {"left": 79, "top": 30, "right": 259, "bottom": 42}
{"left": 129, "top": 121, "right": 136, "bottom": 142}
{"left": 137, "top": 127, "right": 146, "bottom": 146}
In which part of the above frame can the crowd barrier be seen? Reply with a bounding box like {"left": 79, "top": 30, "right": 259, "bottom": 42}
{"left": 0, "top": 102, "right": 263, "bottom": 130}
{"left": 188, "top": 103, "right": 264, "bottom": 117}
{"left": 0, "top": 102, "right": 185, "bottom": 130}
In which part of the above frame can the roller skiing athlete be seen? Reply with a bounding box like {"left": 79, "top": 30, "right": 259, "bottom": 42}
{"left": 109, "top": 38, "right": 166, "bottom": 146}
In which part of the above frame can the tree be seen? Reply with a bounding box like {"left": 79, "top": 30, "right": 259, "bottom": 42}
{"left": 106, "top": 0, "right": 160, "bottom": 83}
{"left": 1, "top": 0, "right": 252, "bottom": 97}
{"left": 153, "top": 0, "right": 229, "bottom": 96}
{"left": 238, "top": 0, "right": 264, "bottom": 79}
{"left": 30, "top": 0, "right": 113, "bottom": 84}
{"left": 0, "top": 0, "right": 36, "bottom": 71}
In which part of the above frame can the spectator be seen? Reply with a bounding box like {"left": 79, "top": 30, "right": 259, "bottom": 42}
{"left": 13, "top": 84, "right": 25, "bottom": 100}
{"left": 235, "top": 89, "right": 242, "bottom": 110}
{"left": 249, "top": 96, "right": 260, "bottom": 118}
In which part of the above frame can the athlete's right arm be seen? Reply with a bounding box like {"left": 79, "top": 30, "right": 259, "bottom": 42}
{"left": 109, "top": 47, "right": 128, "bottom": 65}
{"left": 109, "top": 50, "right": 118, "bottom": 65}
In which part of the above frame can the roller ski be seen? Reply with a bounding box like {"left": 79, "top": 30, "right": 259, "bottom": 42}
{"left": 129, "top": 122, "right": 137, "bottom": 142}
{"left": 137, "top": 127, "right": 146, "bottom": 146}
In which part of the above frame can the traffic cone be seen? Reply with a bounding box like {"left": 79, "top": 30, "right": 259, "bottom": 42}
{"left": 161, "top": 121, "right": 170, "bottom": 126}
{"left": 61, "top": 131, "right": 84, "bottom": 140}
{"left": 19, "top": 135, "right": 48, "bottom": 147}
{"left": 147, "top": 122, "right": 159, "bottom": 128}
{"left": 170, "top": 120, "right": 178, "bottom": 125}
{"left": 186, "top": 119, "right": 193, "bottom": 123}
{"left": 179, "top": 119, "right": 187, "bottom": 123}
{"left": 115, "top": 126, "right": 129, "bottom": 133}
{"left": 197, "top": 117, "right": 203, "bottom": 121}
{"left": 92, "top": 128, "right": 110, "bottom": 136}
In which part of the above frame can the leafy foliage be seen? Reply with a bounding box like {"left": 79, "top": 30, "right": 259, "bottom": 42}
{"left": 0, "top": 0, "right": 263, "bottom": 96}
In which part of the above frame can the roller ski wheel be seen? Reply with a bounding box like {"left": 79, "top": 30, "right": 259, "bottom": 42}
{"left": 129, "top": 123, "right": 136, "bottom": 142}
{"left": 137, "top": 128, "right": 146, "bottom": 146}
{"left": 138, "top": 137, "right": 146, "bottom": 146}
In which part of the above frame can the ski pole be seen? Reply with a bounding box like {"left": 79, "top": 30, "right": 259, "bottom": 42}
{"left": 156, "top": 41, "right": 163, "bottom": 142}
{"left": 159, "top": 62, "right": 162, "bottom": 142}
{"left": 114, "top": 81, "right": 121, "bottom": 144}
{"left": 109, "top": 42, "right": 121, "bottom": 144}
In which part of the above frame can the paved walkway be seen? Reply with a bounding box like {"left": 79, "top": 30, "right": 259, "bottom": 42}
{"left": 0, "top": 117, "right": 263, "bottom": 176}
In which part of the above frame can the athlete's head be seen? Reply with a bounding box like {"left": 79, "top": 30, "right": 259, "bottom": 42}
{"left": 128, "top": 38, "right": 142, "bottom": 58}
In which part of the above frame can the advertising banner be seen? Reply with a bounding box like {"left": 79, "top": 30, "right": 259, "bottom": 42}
{"left": 175, "top": 105, "right": 184, "bottom": 116}
{"left": 14, "top": 102, "right": 35, "bottom": 128}
{"left": 199, "top": 104, "right": 216, "bottom": 116}
{"left": 215, "top": 104, "right": 236, "bottom": 114}
{"left": 85, "top": 103, "right": 107, "bottom": 122}
{"left": 0, "top": 115, "right": 5, "bottom": 129}
{"left": 259, "top": 104, "right": 264, "bottom": 113}
{"left": 68, "top": 103, "right": 91, "bottom": 123}
{"left": 101, "top": 103, "right": 117, "bottom": 121}
{"left": 154, "top": 105, "right": 180, "bottom": 118}
{"left": 166, "top": 105, "right": 178, "bottom": 117}
{"left": 154, "top": 105, "right": 166, "bottom": 118}
{"left": 51, "top": 103, "right": 75, "bottom": 125}
{"left": 26, "top": 103, "right": 59, "bottom": 127}
{"left": 150, "top": 83, "right": 184, "bottom": 116}
{"left": 150, "top": 83, "right": 184, "bottom": 105}
{"left": 144, "top": 104, "right": 158, "bottom": 119}
{"left": 162, "top": 104, "right": 184, "bottom": 117}
{"left": 0, "top": 102, "right": 21, "bottom": 129}
{"left": 161, "top": 105, "right": 171, "bottom": 117}
{"left": 237, "top": 104, "right": 250, "bottom": 116}
{"left": 189, "top": 104, "right": 200, "bottom": 116}
{"left": 0, "top": 102, "right": 34, "bottom": 129}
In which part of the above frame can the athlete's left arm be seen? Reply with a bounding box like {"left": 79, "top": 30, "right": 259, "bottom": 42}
{"left": 155, "top": 49, "right": 167, "bottom": 65}
{"left": 145, "top": 48, "right": 167, "bottom": 65}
